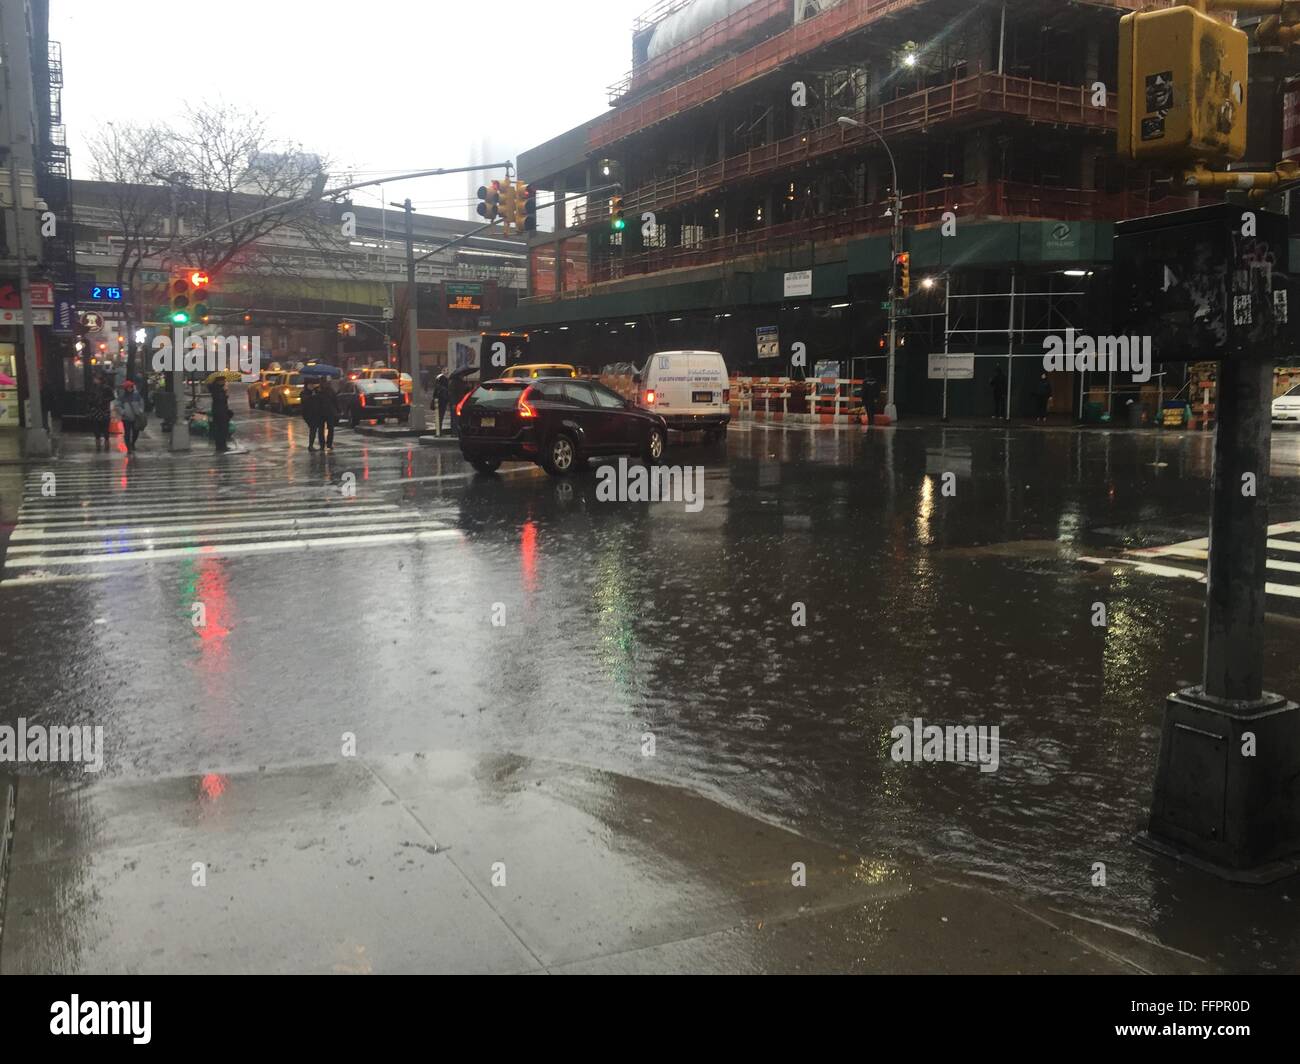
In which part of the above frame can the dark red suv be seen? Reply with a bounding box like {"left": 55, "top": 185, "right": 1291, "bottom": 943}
{"left": 458, "top": 377, "right": 668, "bottom": 476}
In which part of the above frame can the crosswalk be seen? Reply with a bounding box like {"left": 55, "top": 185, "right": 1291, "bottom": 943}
{"left": 1081, "top": 520, "right": 1300, "bottom": 606}
{"left": 1, "top": 458, "right": 464, "bottom": 585}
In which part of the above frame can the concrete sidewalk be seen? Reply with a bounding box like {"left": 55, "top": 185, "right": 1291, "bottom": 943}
{"left": 0, "top": 753, "right": 1211, "bottom": 974}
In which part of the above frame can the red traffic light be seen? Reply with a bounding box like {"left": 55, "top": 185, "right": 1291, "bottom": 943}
{"left": 189, "top": 270, "right": 210, "bottom": 287}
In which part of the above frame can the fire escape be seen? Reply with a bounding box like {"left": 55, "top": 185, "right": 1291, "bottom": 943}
{"left": 39, "top": 40, "right": 75, "bottom": 286}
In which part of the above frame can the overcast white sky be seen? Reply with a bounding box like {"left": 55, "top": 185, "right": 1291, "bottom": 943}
{"left": 52, "top": 0, "right": 647, "bottom": 222}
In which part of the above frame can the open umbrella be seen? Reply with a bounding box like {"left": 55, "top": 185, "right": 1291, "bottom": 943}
{"left": 300, "top": 362, "right": 341, "bottom": 379}
{"left": 203, "top": 370, "right": 243, "bottom": 384}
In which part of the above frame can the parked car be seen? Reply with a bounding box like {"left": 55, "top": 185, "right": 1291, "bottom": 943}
{"left": 1272, "top": 383, "right": 1300, "bottom": 424}
{"left": 338, "top": 378, "right": 409, "bottom": 427}
{"left": 247, "top": 370, "right": 286, "bottom": 409}
{"left": 499, "top": 363, "right": 578, "bottom": 380}
{"left": 634, "top": 350, "right": 730, "bottom": 441}
{"left": 458, "top": 377, "right": 666, "bottom": 476}
{"left": 270, "top": 372, "right": 305, "bottom": 413}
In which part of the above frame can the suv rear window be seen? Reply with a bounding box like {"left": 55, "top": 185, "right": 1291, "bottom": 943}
{"left": 358, "top": 379, "right": 399, "bottom": 393}
{"left": 470, "top": 382, "right": 528, "bottom": 408}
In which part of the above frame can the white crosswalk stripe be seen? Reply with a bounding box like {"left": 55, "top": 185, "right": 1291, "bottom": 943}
{"left": 2, "top": 461, "right": 459, "bottom": 582}
{"left": 1081, "top": 520, "right": 1300, "bottom": 604}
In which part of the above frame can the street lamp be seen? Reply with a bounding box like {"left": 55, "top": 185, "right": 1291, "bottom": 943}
{"left": 838, "top": 115, "right": 902, "bottom": 421}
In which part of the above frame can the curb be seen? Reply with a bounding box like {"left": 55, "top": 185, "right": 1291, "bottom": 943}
{"left": 0, "top": 775, "right": 14, "bottom": 945}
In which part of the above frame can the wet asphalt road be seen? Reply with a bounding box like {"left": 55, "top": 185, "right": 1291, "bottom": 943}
{"left": 3, "top": 408, "right": 1300, "bottom": 971}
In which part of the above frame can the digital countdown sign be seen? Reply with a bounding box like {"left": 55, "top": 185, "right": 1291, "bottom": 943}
{"left": 80, "top": 284, "right": 126, "bottom": 303}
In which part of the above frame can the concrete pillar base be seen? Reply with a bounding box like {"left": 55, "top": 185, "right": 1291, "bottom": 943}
{"left": 1137, "top": 686, "right": 1300, "bottom": 884}
{"left": 21, "top": 426, "right": 51, "bottom": 457}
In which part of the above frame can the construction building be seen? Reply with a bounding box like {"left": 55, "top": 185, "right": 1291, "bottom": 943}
{"left": 502, "top": 0, "right": 1292, "bottom": 421}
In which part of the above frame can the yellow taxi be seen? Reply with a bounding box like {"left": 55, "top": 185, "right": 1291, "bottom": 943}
{"left": 269, "top": 371, "right": 305, "bottom": 413}
{"left": 247, "top": 370, "right": 286, "bottom": 409}
{"left": 499, "top": 363, "right": 579, "bottom": 380}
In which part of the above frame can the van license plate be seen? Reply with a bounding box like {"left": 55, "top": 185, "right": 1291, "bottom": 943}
{"left": 692, "top": 391, "right": 713, "bottom": 403}
{"left": 480, "top": 416, "right": 495, "bottom": 428}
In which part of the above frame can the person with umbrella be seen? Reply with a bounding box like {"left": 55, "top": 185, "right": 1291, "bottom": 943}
{"left": 319, "top": 376, "right": 339, "bottom": 452}
{"left": 300, "top": 378, "right": 323, "bottom": 450}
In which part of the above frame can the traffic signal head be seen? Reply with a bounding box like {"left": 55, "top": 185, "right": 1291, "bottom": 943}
{"left": 191, "top": 271, "right": 210, "bottom": 319}
{"left": 477, "top": 180, "right": 501, "bottom": 222}
{"left": 1118, "top": 7, "right": 1247, "bottom": 165}
{"left": 893, "top": 252, "right": 911, "bottom": 298}
{"left": 520, "top": 183, "right": 537, "bottom": 233}
{"left": 498, "top": 181, "right": 518, "bottom": 235}
{"left": 169, "top": 273, "right": 191, "bottom": 324}
{"left": 610, "top": 195, "right": 625, "bottom": 232}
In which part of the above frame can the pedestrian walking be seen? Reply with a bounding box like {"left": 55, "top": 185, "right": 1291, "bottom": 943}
{"left": 208, "top": 377, "right": 231, "bottom": 453}
{"left": 319, "top": 378, "right": 339, "bottom": 451}
{"left": 114, "top": 379, "right": 145, "bottom": 452}
{"left": 433, "top": 373, "right": 449, "bottom": 435}
{"left": 300, "top": 379, "right": 324, "bottom": 450}
{"left": 1033, "top": 372, "right": 1052, "bottom": 423}
{"left": 449, "top": 373, "right": 471, "bottom": 437}
{"left": 990, "top": 364, "right": 1008, "bottom": 420}
{"left": 858, "top": 370, "right": 880, "bottom": 427}
{"left": 88, "top": 373, "right": 114, "bottom": 451}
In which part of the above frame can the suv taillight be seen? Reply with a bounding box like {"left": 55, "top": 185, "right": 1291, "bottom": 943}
{"left": 359, "top": 393, "right": 366, "bottom": 407}
{"left": 403, "top": 391, "right": 410, "bottom": 405}
{"left": 456, "top": 391, "right": 472, "bottom": 416}
{"left": 518, "top": 386, "right": 537, "bottom": 419}
{"left": 644, "top": 389, "right": 656, "bottom": 405}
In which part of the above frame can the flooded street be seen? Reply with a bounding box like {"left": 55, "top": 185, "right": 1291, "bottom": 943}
{"left": 4, "top": 413, "right": 1300, "bottom": 972}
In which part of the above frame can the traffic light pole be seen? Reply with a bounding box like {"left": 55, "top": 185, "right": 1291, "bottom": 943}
{"left": 0, "top": 15, "right": 50, "bottom": 457}
{"left": 399, "top": 199, "right": 427, "bottom": 433}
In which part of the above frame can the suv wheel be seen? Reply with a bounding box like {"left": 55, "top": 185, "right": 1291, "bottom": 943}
{"left": 643, "top": 426, "right": 665, "bottom": 465}
{"left": 543, "top": 433, "right": 578, "bottom": 476}
{"left": 471, "top": 458, "right": 501, "bottom": 474}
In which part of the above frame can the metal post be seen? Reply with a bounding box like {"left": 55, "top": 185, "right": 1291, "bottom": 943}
{"left": 402, "top": 199, "right": 428, "bottom": 433}
{"left": 941, "top": 275, "right": 951, "bottom": 422}
{"left": 1005, "top": 271, "right": 1015, "bottom": 420}
{"left": 165, "top": 176, "right": 190, "bottom": 451}
{"left": 885, "top": 189, "right": 901, "bottom": 422}
{"left": 1203, "top": 358, "right": 1272, "bottom": 702}
{"left": 0, "top": 14, "right": 50, "bottom": 456}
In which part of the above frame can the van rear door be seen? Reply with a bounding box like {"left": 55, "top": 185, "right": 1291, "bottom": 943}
{"left": 687, "top": 352, "right": 727, "bottom": 411}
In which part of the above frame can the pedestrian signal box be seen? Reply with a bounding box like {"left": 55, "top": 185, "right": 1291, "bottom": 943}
{"left": 1118, "top": 6, "right": 1248, "bottom": 165}
{"left": 1113, "top": 204, "right": 1293, "bottom": 363}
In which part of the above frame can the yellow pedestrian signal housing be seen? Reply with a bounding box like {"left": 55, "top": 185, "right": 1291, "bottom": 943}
{"left": 610, "top": 195, "right": 625, "bottom": 232}
{"left": 513, "top": 181, "right": 535, "bottom": 233}
{"left": 169, "top": 271, "right": 193, "bottom": 325}
{"left": 1118, "top": 6, "right": 1247, "bottom": 165}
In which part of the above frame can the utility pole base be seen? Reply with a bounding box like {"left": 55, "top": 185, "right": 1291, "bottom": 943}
{"left": 884, "top": 402, "right": 898, "bottom": 422}
{"left": 21, "top": 426, "right": 51, "bottom": 458}
{"left": 1137, "top": 686, "right": 1300, "bottom": 884}
{"left": 169, "top": 425, "right": 191, "bottom": 452}
{"left": 408, "top": 407, "right": 428, "bottom": 433}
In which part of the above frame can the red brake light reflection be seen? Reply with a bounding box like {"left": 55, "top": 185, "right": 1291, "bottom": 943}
{"left": 518, "top": 386, "right": 537, "bottom": 418}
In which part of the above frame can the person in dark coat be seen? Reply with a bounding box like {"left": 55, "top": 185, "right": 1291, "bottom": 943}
{"left": 1033, "top": 372, "right": 1053, "bottom": 423}
{"left": 300, "top": 380, "right": 323, "bottom": 450}
{"left": 209, "top": 378, "right": 231, "bottom": 453}
{"left": 858, "top": 371, "right": 880, "bottom": 427}
{"left": 433, "top": 373, "right": 450, "bottom": 435}
{"left": 990, "top": 364, "right": 1008, "bottom": 420}
{"left": 449, "top": 373, "right": 471, "bottom": 437}
{"left": 88, "top": 373, "right": 114, "bottom": 451}
{"left": 318, "top": 379, "right": 339, "bottom": 451}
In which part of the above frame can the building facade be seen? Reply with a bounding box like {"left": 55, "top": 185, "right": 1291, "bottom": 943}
{"left": 500, "top": 0, "right": 1290, "bottom": 420}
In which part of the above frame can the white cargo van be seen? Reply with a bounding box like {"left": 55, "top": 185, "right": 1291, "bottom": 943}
{"left": 635, "top": 350, "right": 730, "bottom": 439}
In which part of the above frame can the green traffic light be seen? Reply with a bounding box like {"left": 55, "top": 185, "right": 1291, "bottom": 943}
{"left": 171, "top": 311, "right": 189, "bottom": 324}
{"left": 612, "top": 219, "right": 626, "bottom": 231}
